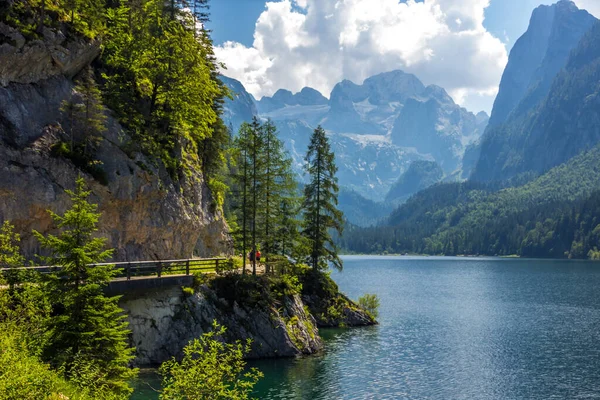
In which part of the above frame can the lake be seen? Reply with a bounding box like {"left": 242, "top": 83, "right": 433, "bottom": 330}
{"left": 133, "top": 256, "right": 600, "bottom": 399}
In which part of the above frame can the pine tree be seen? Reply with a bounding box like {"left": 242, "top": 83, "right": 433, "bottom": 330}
{"left": 301, "top": 126, "right": 344, "bottom": 271}
{"left": 259, "top": 120, "right": 298, "bottom": 273}
{"left": 249, "top": 117, "right": 264, "bottom": 276}
{"left": 33, "top": 178, "right": 136, "bottom": 397}
{"left": 231, "top": 122, "right": 253, "bottom": 275}
{"left": 0, "top": 221, "right": 25, "bottom": 292}
{"left": 60, "top": 67, "right": 107, "bottom": 156}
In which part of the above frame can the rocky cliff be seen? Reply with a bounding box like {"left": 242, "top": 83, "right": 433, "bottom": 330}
{"left": 385, "top": 160, "right": 444, "bottom": 204}
{"left": 119, "top": 270, "right": 376, "bottom": 366}
{"left": 471, "top": 1, "right": 598, "bottom": 183}
{"left": 120, "top": 284, "right": 323, "bottom": 365}
{"left": 0, "top": 23, "right": 231, "bottom": 261}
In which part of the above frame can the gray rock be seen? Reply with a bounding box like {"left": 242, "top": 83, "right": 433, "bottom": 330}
{"left": 0, "top": 24, "right": 232, "bottom": 261}
{"left": 0, "top": 23, "right": 101, "bottom": 87}
{"left": 120, "top": 285, "right": 323, "bottom": 366}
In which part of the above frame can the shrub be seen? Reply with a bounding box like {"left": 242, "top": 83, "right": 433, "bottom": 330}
{"left": 159, "top": 322, "right": 262, "bottom": 400}
{"left": 358, "top": 294, "right": 381, "bottom": 319}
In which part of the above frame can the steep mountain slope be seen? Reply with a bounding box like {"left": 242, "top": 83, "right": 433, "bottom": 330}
{"left": 338, "top": 188, "right": 394, "bottom": 227}
{"left": 385, "top": 161, "right": 444, "bottom": 204}
{"left": 342, "top": 145, "right": 600, "bottom": 258}
{"left": 220, "top": 76, "right": 257, "bottom": 133}
{"left": 0, "top": 23, "right": 231, "bottom": 261}
{"left": 391, "top": 86, "right": 486, "bottom": 171}
{"left": 472, "top": 1, "right": 597, "bottom": 182}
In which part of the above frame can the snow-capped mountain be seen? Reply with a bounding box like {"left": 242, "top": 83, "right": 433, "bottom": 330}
{"left": 221, "top": 70, "right": 487, "bottom": 202}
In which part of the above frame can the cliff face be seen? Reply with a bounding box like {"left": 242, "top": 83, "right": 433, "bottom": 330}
{"left": 471, "top": 1, "right": 598, "bottom": 183}
{"left": 0, "top": 23, "right": 231, "bottom": 261}
{"left": 120, "top": 285, "right": 324, "bottom": 366}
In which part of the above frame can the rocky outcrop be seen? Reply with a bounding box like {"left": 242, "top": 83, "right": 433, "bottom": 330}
{"left": 298, "top": 269, "right": 377, "bottom": 328}
{"left": 0, "top": 22, "right": 101, "bottom": 87}
{"left": 120, "top": 284, "right": 323, "bottom": 366}
{"left": 0, "top": 25, "right": 232, "bottom": 261}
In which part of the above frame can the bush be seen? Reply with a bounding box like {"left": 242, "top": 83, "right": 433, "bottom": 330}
{"left": 0, "top": 322, "right": 101, "bottom": 400}
{"left": 358, "top": 294, "right": 380, "bottom": 319}
{"left": 159, "top": 322, "right": 262, "bottom": 400}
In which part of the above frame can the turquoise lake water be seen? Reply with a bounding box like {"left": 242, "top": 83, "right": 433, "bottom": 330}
{"left": 133, "top": 255, "right": 600, "bottom": 399}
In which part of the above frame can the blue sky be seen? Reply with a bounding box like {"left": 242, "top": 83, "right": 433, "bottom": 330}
{"left": 208, "top": 0, "right": 552, "bottom": 50}
{"left": 207, "top": 0, "right": 598, "bottom": 113}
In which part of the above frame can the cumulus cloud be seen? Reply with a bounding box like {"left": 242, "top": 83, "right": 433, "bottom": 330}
{"left": 215, "top": 0, "right": 508, "bottom": 113}
{"left": 575, "top": 0, "right": 600, "bottom": 17}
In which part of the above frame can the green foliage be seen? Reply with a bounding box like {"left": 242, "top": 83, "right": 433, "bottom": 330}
{"left": 0, "top": 221, "right": 26, "bottom": 290}
{"left": 229, "top": 118, "right": 301, "bottom": 275}
{"left": 182, "top": 286, "right": 195, "bottom": 296}
{"left": 302, "top": 126, "right": 344, "bottom": 271}
{"left": 0, "top": 0, "right": 107, "bottom": 40}
{"left": 342, "top": 145, "right": 600, "bottom": 259}
{"left": 358, "top": 294, "right": 380, "bottom": 319}
{"left": 159, "top": 321, "right": 263, "bottom": 400}
{"left": 33, "top": 177, "right": 136, "bottom": 397}
{"left": 102, "top": 0, "right": 227, "bottom": 177}
{"left": 0, "top": 321, "right": 101, "bottom": 400}
{"left": 60, "top": 67, "right": 107, "bottom": 156}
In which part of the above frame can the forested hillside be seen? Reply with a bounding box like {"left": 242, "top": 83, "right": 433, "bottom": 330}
{"left": 341, "top": 2, "right": 600, "bottom": 259}
{"left": 341, "top": 145, "right": 600, "bottom": 258}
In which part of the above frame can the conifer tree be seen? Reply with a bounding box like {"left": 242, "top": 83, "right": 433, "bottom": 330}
{"left": 60, "top": 67, "right": 107, "bottom": 156}
{"left": 259, "top": 120, "right": 298, "bottom": 273}
{"left": 0, "top": 221, "right": 25, "bottom": 292}
{"left": 232, "top": 122, "right": 253, "bottom": 274}
{"left": 33, "top": 178, "right": 136, "bottom": 397}
{"left": 159, "top": 322, "right": 262, "bottom": 399}
{"left": 301, "top": 126, "right": 344, "bottom": 271}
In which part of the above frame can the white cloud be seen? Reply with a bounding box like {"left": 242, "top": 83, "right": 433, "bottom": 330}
{"left": 575, "top": 0, "right": 600, "bottom": 18}
{"left": 215, "top": 0, "right": 509, "bottom": 113}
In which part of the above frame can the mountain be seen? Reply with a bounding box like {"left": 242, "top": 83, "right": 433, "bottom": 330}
{"left": 341, "top": 144, "right": 600, "bottom": 258}
{"left": 385, "top": 161, "right": 444, "bottom": 204}
{"left": 338, "top": 188, "right": 394, "bottom": 227}
{"left": 220, "top": 76, "right": 258, "bottom": 133}
{"left": 223, "top": 69, "right": 486, "bottom": 202}
{"left": 471, "top": 1, "right": 597, "bottom": 182}
{"left": 391, "top": 86, "right": 487, "bottom": 171}
{"left": 257, "top": 87, "right": 328, "bottom": 113}
{"left": 321, "top": 71, "right": 427, "bottom": 134}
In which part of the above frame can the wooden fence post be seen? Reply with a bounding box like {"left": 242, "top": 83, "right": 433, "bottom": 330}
{"left": 127, "top": 263, "right": 131, "bottom": 280}
{"left": 157, "top": 261, "right": 162, "bottom": 278}
{"left": 186, "top": 259, "right": 190, "bottom": 275}
{"left": 215, "top": 259, "right": 220, "bottom": 275}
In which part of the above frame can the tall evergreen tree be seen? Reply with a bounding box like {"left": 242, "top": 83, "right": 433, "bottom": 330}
{"left": 231, "top": 122, "right": 254, "bottom": 275}
{"left": 33, "top": 178, "right": 136, "bottom": 397}
{"left": 60, "top": 67, "right": 107, "bottom": 155}
{"left": 259, "top": 120, "right": 298, "bottom": 273}
{"left": 0, "top": 221, "right": 25, "bottom": 292}
{"left": 301, "top": 126, "right": 344, "bottom": 271}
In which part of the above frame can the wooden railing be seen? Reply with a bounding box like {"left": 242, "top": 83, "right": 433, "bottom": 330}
{"left": 0, "top": 258, "right": 228, "bottom": 281}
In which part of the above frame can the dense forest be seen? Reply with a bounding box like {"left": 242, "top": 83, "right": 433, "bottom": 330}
{"left": 341, "top": 146, "right": 600, "bottom": 259}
